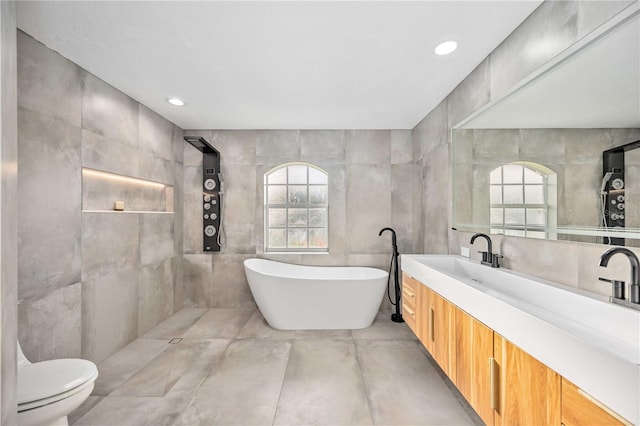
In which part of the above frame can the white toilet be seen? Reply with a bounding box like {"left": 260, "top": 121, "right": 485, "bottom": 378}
{"left": 17, "top": 341, "right": 98, "bottom": 426}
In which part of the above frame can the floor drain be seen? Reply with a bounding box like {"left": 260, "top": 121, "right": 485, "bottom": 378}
{"left": 168, "top": 338, "right": 183, "bottom": 344}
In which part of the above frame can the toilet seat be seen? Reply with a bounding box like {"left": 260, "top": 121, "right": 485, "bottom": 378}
{"left": 17, "top": 359, "right": 98, "bottom": 412}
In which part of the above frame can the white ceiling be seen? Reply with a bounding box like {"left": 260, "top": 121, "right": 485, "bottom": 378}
{"left": 462, "top": 13, "right": 640, "bottom": 129}
{"left": 17, "top": 1, "right": 542, "bottom": 130}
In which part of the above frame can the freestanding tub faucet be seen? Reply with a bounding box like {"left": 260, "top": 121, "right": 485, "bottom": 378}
{"left": 599, "top": 247, "right": 640, "bottom": 308}
{"left": 470, "top": 233, "right": 502, "bottom": 268}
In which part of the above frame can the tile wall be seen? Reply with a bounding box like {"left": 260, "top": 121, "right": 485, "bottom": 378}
{"left": 1, "top": 2, "right": 18, "bottom": 424}
{"left": 16, "top": 31, "right": 185, "bottom": 364}
{"left": 413, "top": 0, "right": 640, "bottom": 296}
{"left": 181, "top": 129, "right": 414, "bottom": 309}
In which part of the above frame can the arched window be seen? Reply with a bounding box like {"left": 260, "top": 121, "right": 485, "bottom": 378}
{"left": 489, "top": 162, "right": 557, "bottom": 239}
{"left": 264, "top": 163, "right": 329, "bottom": 252}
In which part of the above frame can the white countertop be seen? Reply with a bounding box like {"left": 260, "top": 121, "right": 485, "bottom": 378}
{"left": 401, "top": 254, "right": 640, "bottom": 425}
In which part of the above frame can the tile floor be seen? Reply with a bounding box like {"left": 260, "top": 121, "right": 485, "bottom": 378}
{"left": 70, "top": 308, "right": 483, "bottom": 426}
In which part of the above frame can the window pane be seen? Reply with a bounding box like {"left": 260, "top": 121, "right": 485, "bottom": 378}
{"left": 491, "top": 208, "right": 504, "bottom": 225}
{"left": 490, "top": 228, "right": 505, "bottom": 235}
{"left": 288, "top": 229, "right": 307, "bottom": 248}
{"left": 525, "top": 185, "right": 544, "bottom": 204}
{"left": 526, "top": 230, "right": 546, "bottom": 239}
{"left": 490, "top": 167, "right": 502, "bottom": 184}
{"left": 268, "top": 168, "right": 287, "bottom": 184}
{"left": 309, "top": 167, "right": 328, "bottom": 184}
{"left": 267, "top": 185, "right": 286, "bottom": 204}
{"left": 524, "top": 167, "right": 543, "bottom": 184}
{"left": 505, "top": 229, "right": 525, "bottom": 237}
{"left": 504, "top": 208, "right": 525, "bottom": 225}
{"left": 503, "top": 165, "right": 523, "bottom": 184}
{"left": 490, "top": 185, "right": 502, "bottom": 204}
{"left": 309, "top": 208, "right": 327, "bottom": 227}
{"left": 503, "top": 185, "right": 523, "bottom": 204}
{"left": 527, "top": 208, "right": 546, "bottom": 226}
{"left": 268, "top": 229, "right": 286, "bottom": 248}
{"left": 268, "top": 208, "right": 286, "bottom": 227}
{"left": 309, "top": 186, "right": 328, "bottom": 205}
{"left": 288, "top": 186, "right": 307, "bottom": 204}
{"left": 288, "top": 208, "right": 307, "bottom": 227}
{"left": 288, "top": 165, "right": 307, "bottom": 184}
{"left": 309, "top": 228, "right": 328, "bottom": 248}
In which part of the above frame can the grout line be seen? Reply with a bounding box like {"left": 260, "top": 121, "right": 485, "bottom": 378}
{"left": 353, "top": 340, "right": 376, "bottom": 426}
{"left": 271, "top": 339, "right": 295, "bottom": 426}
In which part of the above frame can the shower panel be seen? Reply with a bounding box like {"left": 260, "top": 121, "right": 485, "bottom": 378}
{"left": 184, "top": 136, "right": 223, "bottom": 252}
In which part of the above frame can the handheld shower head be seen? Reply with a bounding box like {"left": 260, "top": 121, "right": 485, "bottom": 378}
{"left": 217, "top": 173, "right": 224, "bottom": 194}
{"left": 601, "top": 171, "right": 614, "bottom": 194}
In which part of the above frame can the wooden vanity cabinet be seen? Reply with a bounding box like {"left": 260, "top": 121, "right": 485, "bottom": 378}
{"left": 455, "top": 308, "right": 495, "bottom": 426}
{"left": 561, "top": 378, "right": 626, "bottom": 426}
{"left": 427, "top": 289, "right": 457, "bottom": 381}
{"left": 401, "top": 273, "right": 419, "bottom": 335}
{"left": 493, "top": 334, "right": 561, "bottom": 426}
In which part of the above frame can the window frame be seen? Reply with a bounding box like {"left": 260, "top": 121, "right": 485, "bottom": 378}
{"left": 489, "top": 162, "right": 556, "bottom": 239}
{"left": 264, "top": 162, "right": 329, "bottom": 253}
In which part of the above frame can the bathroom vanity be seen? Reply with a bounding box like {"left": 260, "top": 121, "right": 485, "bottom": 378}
{"left": 401, "top": 255, "right": 639, "bottom": 425}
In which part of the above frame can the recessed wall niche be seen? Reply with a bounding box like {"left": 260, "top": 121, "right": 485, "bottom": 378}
{"left": 82, "top": 168, "right": 174, "bottom": 213}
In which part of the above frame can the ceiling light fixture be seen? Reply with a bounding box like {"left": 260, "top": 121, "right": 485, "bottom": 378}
{"left": 167, "top": 97, "right": 185, "bottom": 106}
{"left": 434, "top": 41, "right": 458, "bottom": 55}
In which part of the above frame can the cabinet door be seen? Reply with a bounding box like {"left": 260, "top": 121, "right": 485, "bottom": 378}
{"left": 417, "top": 282, "right": 430, "bottom": 347}
{"left": 494, "top": 334, "right": 561, "bottom": 426}
{"left": 401, "top": 273, "right": 418, "bottom": 335}
{"left": 428, "top": 289, "right": 457, "bottom": 381}
{"left": 561, "top": 378, "right": 627, "bottom": 426}
{"left": 456, "top": 308, "right": 494, "bottom": 425}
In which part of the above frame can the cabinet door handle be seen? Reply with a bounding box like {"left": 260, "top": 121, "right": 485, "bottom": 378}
{"left": 429, "top": 308, "right": 435, "bottom": 342}
{"left": 490, "top": 357, "right": 498, "bottom": 410}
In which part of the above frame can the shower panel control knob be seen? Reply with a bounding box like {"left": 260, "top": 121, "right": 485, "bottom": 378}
{"left": 204, "top": 179, "right": 216, "bottom": 190}
{"left": 617, "top": 195, "right": 625, "bottom": 202}
{"left": 210, "top": 213, "right": 218, "bottom": 220}
{"left": 204, "top": 195, "right": 211, "bottom": 202}
{"left": 617, "top": 203, "right": 625, "bottom": 211}
{"left": 204, "top": 225, "right": 216, "bottom": 237}
{"left": 612, "top": 178, "right": 624, "bottom": 190}
{"left": 204, "top": 214, "right": 209, "bottom": 220}
{"left": 204, "top": 203, "right": 211, "bottom": 210}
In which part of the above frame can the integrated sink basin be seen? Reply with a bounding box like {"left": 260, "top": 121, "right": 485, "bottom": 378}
{"left": 401, "top": 254, "right": 640, "bottom": 425}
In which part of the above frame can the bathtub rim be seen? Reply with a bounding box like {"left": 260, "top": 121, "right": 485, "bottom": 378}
{"left": 243, "top": 257, "right": 388, "bottom": 281}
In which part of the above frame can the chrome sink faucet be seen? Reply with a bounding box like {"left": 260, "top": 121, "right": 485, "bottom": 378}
{"left": 470, "top": 233, "right": 502, "bottom": 268}
{"left": 599, "top": 247, "right": 640, "bottom": 309}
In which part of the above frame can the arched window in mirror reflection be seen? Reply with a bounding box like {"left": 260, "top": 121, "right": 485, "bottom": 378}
{"left": 489, "top": 162, "right": 557, "bottom": 239}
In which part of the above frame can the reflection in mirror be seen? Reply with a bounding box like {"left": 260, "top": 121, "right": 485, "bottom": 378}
{"left": 452, "top": 10, "right": 640, "bottom": 247}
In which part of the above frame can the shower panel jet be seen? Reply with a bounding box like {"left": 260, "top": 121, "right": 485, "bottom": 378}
{"left": 184, "top": 136, "right": 223, "bottom": 252}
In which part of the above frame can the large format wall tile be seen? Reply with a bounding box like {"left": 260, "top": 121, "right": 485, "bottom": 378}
{"left": 210, "top": 255, "right": 256, "bottom": 309}
{"left": 17, "top": 107, "right": 81, "bottom": 299}
{"left": 18, "top": 283, "right": 81, "bottom": 362}
{"left": 17, "top": 31, "right": 81, "bottom": 127}
{"left": 138, "top": 258, "right": 174, "bottom": 336}
{"left": 345, "top": 130, "right": 391, "bottom": 165}
{"left": 81, "top": 72, "right": 138, "bottom": 147}
{"left": 447, "top": 59, "right": 490, "bottom": 128}
{"left": 300, "top": 130, "right": 345, "bottom": 163}
{"left": 1, "top": 4, "right": 18, "bottom": 423}
{"left": 138, "top": 105, "right": 174, "bottom": 161}
{"left": 390, "top": 130, "right": 412, "bottom": 165}
{"left": 82, "top": 213, "right": 139, "bottom": 281}
{"left": 346, "top": 164, "right": 392, "bottom": 253}
{"left": 183, "top": 165, "right": 203, "bottom": 253}
{"left": 139, "top": 213, "right": 175, "bottom": 266}
{"left": 183, "top": 254, "right": 213, "bottom": 308}
{"left": 82, "top": 269, "right": 139, "bottom": 364}
{"left": 211, "top": 130, "right": 256, "bottom": 166}
{"left": 391, "top": 165, "right": 414, "bottom": 254}
{"left": 219, "top": 165, "right": 256, "bottom": 254}
{"left": 82, "top": 130, "right": 139, "bottom": 178}
{"left": 256, "top": 130, "right": 301, "bottom": 166}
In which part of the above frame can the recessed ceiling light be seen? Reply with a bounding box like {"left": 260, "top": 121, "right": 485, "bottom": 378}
{"left": 167, "top": 97, "right": 185, "bottom": 106}
{"left": 434, "top": 41, "right": 458, "bottom": 56}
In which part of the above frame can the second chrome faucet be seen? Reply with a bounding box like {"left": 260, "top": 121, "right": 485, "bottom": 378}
{"left": 470, "top": 233, "right": 502, "bottom": 268}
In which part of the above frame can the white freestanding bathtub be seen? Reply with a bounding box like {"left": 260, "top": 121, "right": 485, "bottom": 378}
{"left": 243, "top": 258, "right": 388, "bottom": 330}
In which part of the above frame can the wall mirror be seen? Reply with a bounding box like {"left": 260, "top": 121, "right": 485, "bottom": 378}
{"left": 452, "top": 7, "right": 640, "bottom": 247}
